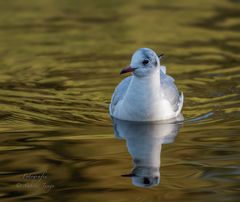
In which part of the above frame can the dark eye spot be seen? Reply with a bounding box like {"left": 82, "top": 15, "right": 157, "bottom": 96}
{"left": 142, "top": 59, "right": 149, "bottom": 65}
{"left": 143, "top": 177, "right": 150, "bottom": 184}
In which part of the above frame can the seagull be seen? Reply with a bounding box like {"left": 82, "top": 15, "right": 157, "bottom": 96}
{"left": 109, "top": 48, "right": 184, "bottom": 121}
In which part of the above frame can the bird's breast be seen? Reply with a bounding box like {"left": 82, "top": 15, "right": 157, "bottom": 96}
{"left": 114, "top": 76, "right": 175, "bottom": 121}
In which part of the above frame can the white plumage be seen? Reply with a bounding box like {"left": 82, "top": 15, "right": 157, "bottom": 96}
{"left": 110, "top": 48, "right": 184, "bottom": 121}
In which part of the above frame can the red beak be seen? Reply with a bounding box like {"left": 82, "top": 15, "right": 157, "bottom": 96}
{"left": 120, "top": 66, "right": 135, "bottom": 74}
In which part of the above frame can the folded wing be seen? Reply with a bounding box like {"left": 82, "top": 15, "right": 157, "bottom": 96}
{"left": 160, "top": 69, "right": 184, "bottom": 113}
{"left": 110, "top": 76, "right": 132, "bottom": 115}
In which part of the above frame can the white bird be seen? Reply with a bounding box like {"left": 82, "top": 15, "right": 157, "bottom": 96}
{"left": 109, "top": 48, "right": 184, "bottom": 121}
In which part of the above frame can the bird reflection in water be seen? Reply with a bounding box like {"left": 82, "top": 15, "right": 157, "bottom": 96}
{"left": 112, "top": 115, "right": 183, "bottom": 188}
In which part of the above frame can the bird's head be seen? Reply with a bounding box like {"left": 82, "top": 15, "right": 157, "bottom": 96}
{"left": 120, "top": 48, "right": 164, "bottom": 77}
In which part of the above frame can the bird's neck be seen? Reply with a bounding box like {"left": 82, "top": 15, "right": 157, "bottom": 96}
{"left": 129, "top": 139, "right": 162, "bottom": 167}
{"left": 124, "top": 69, "right": 161, "bottom": 104}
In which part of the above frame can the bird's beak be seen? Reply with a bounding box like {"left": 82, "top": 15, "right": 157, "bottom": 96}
{"left": 158, "top": 53, "right": 164, "bottom": 59}
{"left": 121, "top": 173, "right": 136, "bottom": 177}
{"left": 120, "top": 66, "right": 135, "bottom": 74}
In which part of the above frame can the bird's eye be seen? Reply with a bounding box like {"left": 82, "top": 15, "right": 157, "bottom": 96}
{"left": 142, "top": 59, "right": 149, "bottom": 65}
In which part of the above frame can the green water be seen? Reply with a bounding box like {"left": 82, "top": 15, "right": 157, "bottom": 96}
{"left": 0, "top": 0, "right": 239, "bottom": 201}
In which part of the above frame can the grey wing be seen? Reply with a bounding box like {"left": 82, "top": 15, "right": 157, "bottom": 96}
{"left": 110, "top": 76, "right": 132, "bottom": 115}
{"left": 160, "top": 70, "right": 184, "bottom": 113}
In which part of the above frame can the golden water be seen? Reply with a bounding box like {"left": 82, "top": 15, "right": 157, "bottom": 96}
{"left": 0, "top": 0, "right": 239, "bottom": 201}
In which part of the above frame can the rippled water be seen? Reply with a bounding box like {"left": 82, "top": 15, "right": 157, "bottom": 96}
{"left": 0, "top": 0, "right": 239, "bottom": 201}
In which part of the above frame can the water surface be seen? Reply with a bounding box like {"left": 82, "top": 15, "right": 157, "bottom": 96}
{"left": 0, "top": 0, "right": 239, "bottom": 201}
